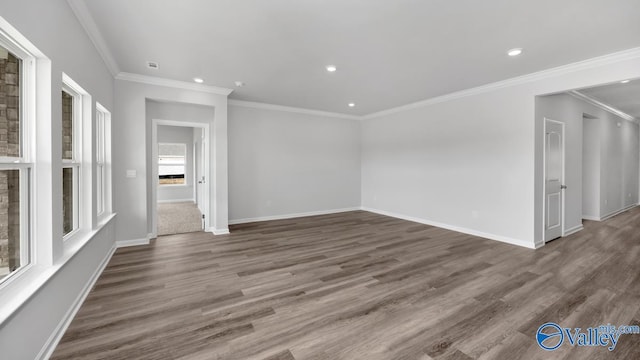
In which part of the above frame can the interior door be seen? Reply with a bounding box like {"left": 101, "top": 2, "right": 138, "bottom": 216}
{"left": 544, "top": 119, "right": 564, "bottom": 242}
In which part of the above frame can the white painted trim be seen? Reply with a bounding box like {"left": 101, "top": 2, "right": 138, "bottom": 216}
{"left": 116, "top": 238, "right": 150, "bottom": 248}
{"left": 158, "top": 198, "right": 195, "bottom": 204}
{"left": 212, "top": 228, "right": 230, "bottom": 235}
{"left": 116, "top": 72, "right": 233, "bottom": 96}
{"left": 228, "top": 207, "right": 362, "bottom": 225}
{"left": 564, "top": 224, "right": 584, "bottom": 236}
{"left": 361, "top": 207, "right": 536, "bottom": 249}
{"left": 569, "top": 91, "right": 637, "bottom": 122}
{"left": 36, "top": 244, "right": 117, "bottom": 360}
{"left": 600, "top": 204, "right": 638, "bottom": 221}
{"left": 582, "top": 215, "right": 601, "bottom": 221}
{"left": 228, "top": 99, "right": 361, "bottom": 121}
{"left": 363, "top": 47, "right": 640, "bottom": 120}
{"left": 66, "top": 0, "right": 120, "bottom": 76}
{"left": 152, "top": 120, "right": 210, "bottom": 244}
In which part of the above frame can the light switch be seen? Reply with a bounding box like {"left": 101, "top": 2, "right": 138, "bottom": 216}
{"left": 126, "top": 170, "right": 137, "bottom": 178}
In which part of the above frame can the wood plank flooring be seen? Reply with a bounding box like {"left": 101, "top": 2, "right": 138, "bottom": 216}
{"left": 52, "top": 209, "right": 640, "bottom": 359}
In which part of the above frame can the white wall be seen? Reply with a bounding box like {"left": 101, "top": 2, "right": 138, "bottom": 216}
{"left": 362, "top": 87, "right": 536, "bottom": 248}
{"left": 537, "top": 93, "right": 639, "bottom": 226}
{"left": 0, "top": 1, "right": 116, "bottom": 359}
{"left": 228, "top": 105, "right": 361, "bottom": 223}
{"left": 114, "top": 80, "right": 229, "bottom": 242}
{"left": 363, "top": 50, "right": 640, "bottom": 248}
{"left": 156, "top": 125, "right": 195, "bottom": 202}
{"left": 601, "top": 116, "right": 639, "bottom": 216}
{"left": 582, "top": 117, "right": 600, "bottom": 219}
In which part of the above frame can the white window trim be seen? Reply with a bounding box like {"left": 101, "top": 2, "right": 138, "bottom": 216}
{"left": 0, "top": 27, "right": 35, "bottom": 289}
{"left": 0, "top": 15, "right": 56, "bottom": 323}
{"left": 61, "top": 74, "right": 92, "bottom": 250}
{"left": 95, "top": 102, "right": 112, "bottom": 225}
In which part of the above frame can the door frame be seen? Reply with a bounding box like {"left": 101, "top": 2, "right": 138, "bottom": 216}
{"left": 542, "top": 118, "right": 566, "bottom": 242}
{"left": 194, "top": 130, "right": 206, "bottom": 214}
{"left": 151, "top": 119, "right": 210, "bottom": 238}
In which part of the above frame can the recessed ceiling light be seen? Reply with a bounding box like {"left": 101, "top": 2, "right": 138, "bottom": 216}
{"left": 348, "top": 103, "right": 355, "bottom": 107}
{"left": 507, "top": 48, "right": 523, "bottom": 57}
{"left": 620, "top": 79, "right": 631, "bottom": 84}
{"left": 193, "top": 77, "right": 204, "bottom": 83}
{"left": 234, "top": 81, "right": 245, "bottom": 87}
{"left": 326, "top": 65, "right": 337, "bottom": 72}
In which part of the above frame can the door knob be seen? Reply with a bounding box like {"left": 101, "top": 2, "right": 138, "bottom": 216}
{"left": 561, "top": 185, "right": 567, "bottom": 190}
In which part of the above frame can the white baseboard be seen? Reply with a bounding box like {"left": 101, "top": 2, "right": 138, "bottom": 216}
{"left": 582, "top": 215, "right": 600, "bottom": 221}
{"left": 600, "top": 204, "right": 638, "bottom": 221}
{"left": 157, "top": 198, "right": 195, "bottom": 204}
{"left": 212, "top": 228, "right": 230, "bottom": 235}
{"left": 37, "top": 244, "right": 117, "bottom": 360}
{"left": 564, "top": 224, "right": 584, "bottom": 236}
{"left": 361, "top": 206, "right": 536, "bottom": 249}
{"left": 116, "top": 237, "right": 150, "bottom": 248}
{"left": 228, "top": 207, "right": 361, "bottom": 225}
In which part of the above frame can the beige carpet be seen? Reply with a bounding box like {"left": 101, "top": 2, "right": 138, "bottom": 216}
{"left": 157, "top": 202, "right": 203, "bottom": 236}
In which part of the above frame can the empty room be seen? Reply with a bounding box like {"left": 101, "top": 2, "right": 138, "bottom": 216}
{"left": 1, "top": 1, "right": 640, "bottom": 359}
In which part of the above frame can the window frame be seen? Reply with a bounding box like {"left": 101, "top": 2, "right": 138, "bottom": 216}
{"left": 60, "top": 73, "right": 92, "bottom": 250}
{"left": 0, "top": 27, "right": 36, "bottom": 288}
{"left": 61, "top": 84, "right": 82, "bottom": 239}
{"left": 95, "top": 102, "right": 111, "bottom": 223}
{"left": 158, "top": 142, "right": 188, "bottom": 187}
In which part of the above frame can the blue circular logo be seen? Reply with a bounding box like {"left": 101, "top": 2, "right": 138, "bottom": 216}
{"left": 536, "top": 322, "right": 564, "bottom": 351}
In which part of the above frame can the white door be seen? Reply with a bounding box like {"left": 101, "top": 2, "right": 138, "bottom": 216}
{"left": 544, "top": 119, "right": 565, "bottom": 242}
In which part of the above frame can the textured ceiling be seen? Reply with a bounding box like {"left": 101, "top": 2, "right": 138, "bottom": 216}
{"left": 80, "top": 0, "right": 640, "bottom": 115}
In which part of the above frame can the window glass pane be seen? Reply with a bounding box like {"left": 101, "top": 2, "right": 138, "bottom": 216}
{"left": 62, "top": 90, "right": 73, "bottom": 160}
{"left": 0, "top": 169, "right": 21, "bottom": 281}
{"left": 97, "top": 165, "right": 104, "bottom": 214}
{"left": 158, "top": 143, "right": 186, "bottom": 185}
{"left": 62, "top": 167, "right": 74, "bottom": 235}
{"left": 96, "top": 110, "right": 103, "bottom": 163}
{"left": 0, "top": 45, "right": 21, "bottom": 158}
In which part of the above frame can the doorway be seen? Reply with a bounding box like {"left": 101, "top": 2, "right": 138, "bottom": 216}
{"left": 543, "top": 118, "right": 565, "bottom": 242}
{"left": 151, "top": 120, "right": 210, "bottom": 237}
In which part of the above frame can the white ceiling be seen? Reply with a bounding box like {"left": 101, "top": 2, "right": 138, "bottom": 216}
{"left": 79, "top": 0, "right": 640, "bottom": 115}
{"left": 578, "top": 79, "right": 640, "bottom": 119}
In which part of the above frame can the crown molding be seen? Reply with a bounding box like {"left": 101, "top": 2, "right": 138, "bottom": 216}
{"left": 569, "top": 90, "right": 637, "bottom": 122}
{"left": 67, "top": 0, "right": 120, "bottom": 76}
{"left": 228, "top": 99, "right": 362, "bottom": 120}
{"left": 116, "top": 72, "right": 234, "bottom": 96}
{"left": 364, "top": 47, "right": 640, "bottom": 120}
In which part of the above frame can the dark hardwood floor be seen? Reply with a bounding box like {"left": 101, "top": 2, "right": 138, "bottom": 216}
{"left": 51, "top": 209, "right": 640, "bottom": 359}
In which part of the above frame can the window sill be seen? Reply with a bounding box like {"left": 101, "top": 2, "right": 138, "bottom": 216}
{"left": 0, "top": 213, "right": 117, "bottom": 326}
{"left": 159, "top": 184, "right": 190, "bottom": 188}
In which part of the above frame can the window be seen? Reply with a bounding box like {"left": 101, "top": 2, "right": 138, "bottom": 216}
{"left": 96, "top": 103, "right": 111, "bottom": 218}
{"left": 61, "top": 85, "right": 81, "bottom": 237}
{"left": 158, "top": 143, "right": 186, "bottom": 185}
{"left": 0, "top": 43, "right": 31, "bottom": 283}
